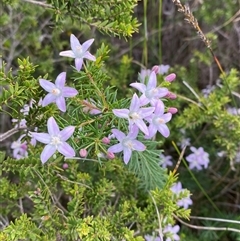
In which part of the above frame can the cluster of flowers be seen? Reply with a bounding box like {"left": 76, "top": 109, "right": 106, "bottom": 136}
{"left": 107, "top": 66, "right": 177, "bottom": 164}
{"left": 11, "top": 33, "right": 177, "bottom": 166}
{"left": 11, "top": 34, "right": 96, "bottom": 163}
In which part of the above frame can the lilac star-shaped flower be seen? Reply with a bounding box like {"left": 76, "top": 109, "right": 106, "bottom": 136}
{"left": 160, "top": 153, "right": 173, "bottom": 168}
{"left": 59, "top": 34, "right": 96, "bottom": 71}
{"left": 113, "top": 93, "right": 154, "bottom": 135}
{"left": 177, "top": 196, "right": 193, "bottom": 209}
{"left": 130, "top": 71, "right": 168, "bottom": 106}
{"left": 186, "top": 146, "right": 210, "bottom": 170}
{"left": 11, "top": 134, "right": 28, "bottom": 160}
{"left": 163, "top": 224, "right": 180, "bottom": 241}
{"left": 40, "top": 72, "right": 78, "bottom": 112}
{"left": 108, "top": 126, "right": 146, "bottom": 164}
{"left": 171, "top": 182, "right": 183, "bottom": 194}
{"left": 30, "top": 117, "right": 75, "bottom": 164}
{"left": 145, "top": 100, "right": 172, "bottom": 139}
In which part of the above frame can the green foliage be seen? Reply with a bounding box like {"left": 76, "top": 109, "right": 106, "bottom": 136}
{"left": 175, "top": 68, "right": 240, "bottom": 160}
{"left": 0, "top": 152, "right": 185, "bottom": 240}
{"left": 46, "top": 0, "right": 140, "bottom": 37}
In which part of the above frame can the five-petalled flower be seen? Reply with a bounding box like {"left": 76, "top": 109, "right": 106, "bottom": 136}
{"left": 186, "top": 146, "right": 210, "bottom": 170}
{"left": 113, "top": 93, "right": 154, "bottom": 135}
{"left": 30, "top": 117, "right": 75, "bottom": 164}
{"left": 59, "top": 34, "right": 96, "bottom": 71}
{"left": 39, "top": 72, "right": 78, "bottom": 112}
{"left": 130, "top": 71, "right": 168, "bottom": 106}
{"left": 144, "top": 100, "right": 172, "bottom": 139}
{"left": 108, "top": 126, "right": 146, "bottom": 164}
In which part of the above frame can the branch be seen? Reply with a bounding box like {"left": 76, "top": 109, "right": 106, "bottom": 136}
{"left": 21, "top": 0, "right": 52, "bottom": 8}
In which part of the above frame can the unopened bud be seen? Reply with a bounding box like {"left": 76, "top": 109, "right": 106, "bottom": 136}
{"left": 21, "top": 143, "right": 28, "bottom": 151}
{"left": 79, "top": 148, "right": 88, "bottom": 158}
{"left": 107, "top": 152, "right": 115, "bottom": 159}
{"left": 165, "top": 73, "right": 176, "bottom": 82}
{"left": 168, "top": 107, "right": 178, "bottom": 114}
{"left": 165, "top": 92, "right": 177, "bottom": 99}
{"left": 102, "top": 137, "right": 110, "bottom": 144}
{"left": 62, "top": 163, "right": 69, "bottom": 169}
{"left": 151, "top": 65, "right": 159, "bottom": 74}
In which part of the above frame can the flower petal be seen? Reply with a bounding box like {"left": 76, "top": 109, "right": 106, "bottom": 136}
{"left": 56, "top": 96, "right": 66, "bottom": 112}
{"left": 39, "top": 79, "right": 55, "bottom": 92}
{"left": 60, "top": 126, "right": 75, "bottom": 141}
{"left": 132, "top": 140, "right": 146, "bottom": 151}
{"left": 75, "top": 58, "right": 83, "bottom": 71}
{"left": 130, "top": 83, "right": 146, "bottom": 93}
{"left": 123, "top": 148, "right": 132, "bottom": 164}
{"left": 41, "top": 93, "right": 56, "bottom": 107}
{"left": 147, "top": 71, "right": 157, "bottom": 89}
{"left": 139, "top": 94, "right": 149, "bottom": 106}
{"left": 47, "top": 117, "right": 60, "bottom": 136}
{"left": 108, "top": 143, "right": 123, "bottom": 153}
{"left": 41, "top": 144, "right": 56, "bottom": 164}
{"left": 59, "top": 50, "right": 75, "bottom": 58}
{"left": 162, "top": 113, "right": 172, "bottom": 123}
{"left": 154, "top": 100, "right": 165, "bottom": 115}
{"left": 70, "top": 34, "right": 81, "bottom": 52}
{"left": 29, "top": 132, "right": 51, "bottom": 144}
{"left": 83, "top": 51, "right": 96, "bottom": 61}
{"left": 157, "top": 87, "right": 169, "bottom": 98}
{"left": 55, "top": 72, "right": 66, "bottom": 88}
{"left": 112, "top": 109, "right": 129, "bottom": 119}
{"left": 139, "top": 107, "right": 155, "bottom": 118}
{"left": 82, "top": 39, "right": 94, "bottom": 52}
{"left": 111, "top": 129, "right": 126, "bottom": 141}
{"left": 134, "top": 119, "right": 149, "bottom": 135}
{"left": 145, "top": 123, "right": 157, "bottom": 139}
{"left": 130, "top": 93, "right": 140, "bottom": 111}
{"left": 127, "top": 125, "right": 139, "bottom": 139}
{"left": 157, "top": 124, "right": 170, "bottom": 138}
{"left": 58, "top": 142, "right": 75, "bottom": 157}
{"left": 62, "top": 87, "right": 78, "bottom": 97}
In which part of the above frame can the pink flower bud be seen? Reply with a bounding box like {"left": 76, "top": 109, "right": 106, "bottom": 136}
{"left": 165, "top": 92, "right": 177, "bottom": 99}
{"left": 62, "top": 163, "right": 69, "bottom": 169}
{"left": 102, "top": 137, "right": 110, "bottom": 144}
{"left": 79, "top": 148, "right": 88, "bottom": 158}
{"left": 107, "top": 152, "right": 115, "bottom": 159}
{"left": 165, "top": 73, "right": 176, "bottom": 82}
{"left": 151, "top": 65, "right": 159, "bottom": 74}
{"left": 21, "top": 143, "right": 28, "bottom": 151}
{"left": 168, "top": 107, "right": 178, "bottom": 114}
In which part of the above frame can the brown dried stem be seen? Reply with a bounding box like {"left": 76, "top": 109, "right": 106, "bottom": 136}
{"left": 172, "top": 0, "right": 225, "bottom": 75}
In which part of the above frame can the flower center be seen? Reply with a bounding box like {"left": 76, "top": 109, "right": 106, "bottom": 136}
{"left": 51, "top": 88, "right": 61, "bottom": 96}
{"left": 145, "top": 88, "right": 158, "bottom": 98}
{"left": 122, "top": 139, "right": 134, "bottom": 150}
{"left": 50, "top": 136, "right": 62, "bottom": 147}
{"left": 76, "top": 45, "right": 83, "bottom": 57}
{"left": 129, "top": 112, "right": 140, "bottom": 121}
{"left": 154, "top": 117, "right": 165, "bottom": 125}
